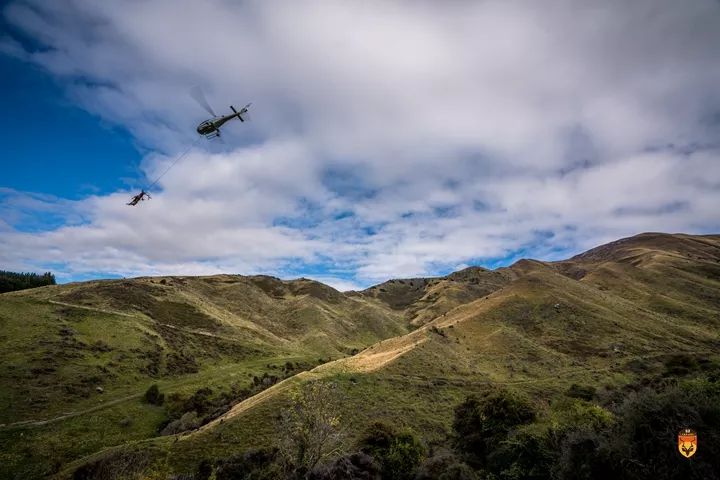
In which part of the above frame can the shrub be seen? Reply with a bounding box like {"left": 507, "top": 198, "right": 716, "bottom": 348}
{"left": 185, "top": 387, "right": 214, "bottom": 416}
{"left": 553, "top": 428, "right": 618, "bottom": 480}
{"left": 566, "top": 384, "right": 596, "bottom": 401}
{"left": 554, "top": 379, "right": 720, "bottom": 479}
{"left": 609, "top": 381, "right": 720, "bottom": 479}
{"left": 438, "top": 462, "right": 478, "bottom": 480}
{"left": 553, "top": 399, "right": 614, "bottom": 432}
{"left": 308, "top": 452, "right": 380, "bottom": 480}
{"left": 452, "top": 390, "right": 535, "bottom": 468}
{"left": 166, "top": 351, "right": 199, "bottom": 375}
{"left": 164, "top": 392, "right": 187, "bottom": 419}
{"left": 160, "top": 411, "right": 201, "bottom": 436}
{"left": 485, "top": 429, "right": 555, "bottom": 479}
{"left": 359, "top": 422, "right": 426, "bottom": 480}
{"left": 664, "top": 354, "right": 700, "bottom": 376}
{"left": 215, "top": 448, "right": 281, "bottom": 480}
{"left": 196, "top": 459, "right": 213, "bottom": 480}
{"left": 144, "top": 384, "right": 164, "bottom": 406}
{"left": 430, "top": 326, "right": 447, "bottom": 338}
{"left": 416, "top": 450, "right": 476, "bottom": 480}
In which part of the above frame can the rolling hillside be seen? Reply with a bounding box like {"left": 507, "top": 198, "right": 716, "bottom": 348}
{"left": 1, "top": 232, "right": 719, "bottom": 478}
{"left": 0, "top": 275, "right": 408, "bottom": 478}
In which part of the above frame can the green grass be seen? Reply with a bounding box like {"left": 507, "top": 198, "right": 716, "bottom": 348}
{"left": 0, "top": 274, "right": 412, "bottom": 478}
{"left": 2, "top": 233, "right": 720, "bottom": 478}
{"left": 147, "top": 235, "right": 720, "bottom": 475}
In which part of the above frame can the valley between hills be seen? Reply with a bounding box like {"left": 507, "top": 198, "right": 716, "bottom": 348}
{"left": 1, "top": 232, "right": 720, "bottom": 478}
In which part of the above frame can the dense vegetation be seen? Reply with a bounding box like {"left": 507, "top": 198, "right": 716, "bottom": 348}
{"left": 0, "top": 270, "right": 56, "bottom": 293}
{"left": 73, "top": 373, "right": 720, "bottom": 479}
{"left": 303, "top": 377, "right": 712, "bottom": 478}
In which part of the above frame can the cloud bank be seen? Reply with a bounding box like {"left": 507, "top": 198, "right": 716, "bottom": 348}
{"left": 2, "top": 0, "right": 720, "bottom": 288}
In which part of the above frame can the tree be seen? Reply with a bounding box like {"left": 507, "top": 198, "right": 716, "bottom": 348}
{"left": 554, "top": 379, "right": 720, "bottom": 479}
{"left": 0, "top": 270, "right": 56, "bottom": 293}
{"left": 452, "top": 390, "right": 535, "bottom": 468}
{"left": 359, "top": 422, "right": 426, "bottom": 480}
{"left": 278, "top": 381, "right": 345, "bottom": 478}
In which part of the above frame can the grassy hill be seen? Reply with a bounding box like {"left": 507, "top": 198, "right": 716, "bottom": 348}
{"left": 1, "top": 233, "right": 719, "bottom": 478}
{"left": 0, "top": 275, "right": 407, "bottom": 478}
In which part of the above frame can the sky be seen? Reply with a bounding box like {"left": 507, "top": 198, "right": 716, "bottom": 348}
{"left": 1, "top": 0, "right": 719, "bottom": 291}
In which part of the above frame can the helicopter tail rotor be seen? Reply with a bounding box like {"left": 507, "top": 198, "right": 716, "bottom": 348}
{"left": 239, "top": 103, "right": 252, "bottom": 122}
{"left": 230, "top": 103, "right": 252, "bottom": 122}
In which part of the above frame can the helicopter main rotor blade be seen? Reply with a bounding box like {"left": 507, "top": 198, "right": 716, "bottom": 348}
{"left": 189, "top": 85, "right": 217, "bottom": 117}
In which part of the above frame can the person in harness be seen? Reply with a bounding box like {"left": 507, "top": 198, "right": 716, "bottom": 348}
{"left": 127, "top": 190, "right": 151, "bottom": 206}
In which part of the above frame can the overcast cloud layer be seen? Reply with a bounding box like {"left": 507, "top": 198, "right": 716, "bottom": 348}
{"left": 1, "top": 0, "right": 720, "bottom": 289}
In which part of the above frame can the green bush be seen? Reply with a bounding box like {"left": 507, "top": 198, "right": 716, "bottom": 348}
{"left": 308, "top": 452, "right": 380, "bottom": 479}
{"left": 215, "top": 448, "right": 281, "bottom": 480}
{"left": 196, "top": 459, "right": 213, "bottom": 480}
{"left": 566, "top": 384, "right": 596, "bottom": 401}
{"left": 416, "top": 450, "right": 476, "bottom": 480}
{"left": 554, "top": 379, "right": 720, "bottom": 479}
{"left": 664, "top": 354, "right": 700, "bottom": 376}
{"left": 160, "top": 411, "right": 201, "bottom": 436}
{"left": 553, "top": 399, "right": 614, "bottom": 432}
{"left": 185, "top": 387, "right": 214, "bottom": 416}
{"left": 612, "top": 381, "right": 720, "bottom": 478}
{"left": 553, "top": 428, "right": 618, "bottom": 480}
{"left": 438, "top": 462, "right": 479, "bottom": 480}
{"left": 452, "top": 390, "right": 536, "bottom": 468}
{"left": 143, "top": 384, "right": 164, "bottom": 406}
{"left": 485, "top": 429, "right": 555, "bottom": 480}
{"left": 359, "top": 422, "right": 426, "bottom": 480}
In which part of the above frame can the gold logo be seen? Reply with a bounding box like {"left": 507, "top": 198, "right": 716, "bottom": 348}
{"left": 678, "top": 428, "right": 697, "bottom": 458}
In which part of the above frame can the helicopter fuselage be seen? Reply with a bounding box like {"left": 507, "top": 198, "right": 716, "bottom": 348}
{"left": 196, "top": 112, "right": 240, "bottom": 136}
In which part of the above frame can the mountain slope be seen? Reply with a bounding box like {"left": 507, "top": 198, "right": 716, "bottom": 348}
{"left": 0, "top": 275, "right": 409, "bottom": 478}
{"left": 1, "top": 232, "right": 719, "bottom": 478}
{"left": 161, "top": 233, "right": 720, "bottom": 474}
{"left": 361, "top": 266, "right": 510, "bottom": 325}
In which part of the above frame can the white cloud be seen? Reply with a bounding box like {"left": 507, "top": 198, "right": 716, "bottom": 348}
{"left": 1, "top": 0, "right": 720, "bottom": 285}
{"left": 304, "top": 276, "right": 365, "bottom": 293}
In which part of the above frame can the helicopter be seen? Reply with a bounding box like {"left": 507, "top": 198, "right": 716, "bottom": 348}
{"left": 126, "top": 87, "right": 251, "bottom": 207}
{"left": 190, "top": 85, "right": 251, "bottom": 139}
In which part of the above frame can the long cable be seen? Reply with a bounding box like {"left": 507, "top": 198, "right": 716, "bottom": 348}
{"left": 146, "top": 137, "right": 201, "bottom": 191}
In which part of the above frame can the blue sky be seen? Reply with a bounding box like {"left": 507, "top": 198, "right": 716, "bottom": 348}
{"left": 1, "top": 0, "right": 719, "bottom": 290}
{"left": 0, "top": 23, "right": 142, "bottom": 200}
{"left": 0, "top": 59, "right": 142, "bottom": 199}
